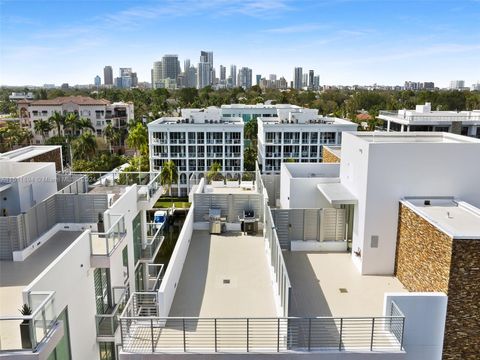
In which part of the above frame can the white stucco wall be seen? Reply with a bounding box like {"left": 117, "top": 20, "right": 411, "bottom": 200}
{"left": 384, "top": 293, "right": 447, "bottom": 360}
{"left": 23, "top": 231, "right": 99, "bottom": 360}
{"left": 339, "top": 132, "right": 480, "bottom": 275}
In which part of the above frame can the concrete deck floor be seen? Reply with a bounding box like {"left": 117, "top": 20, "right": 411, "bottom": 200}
{"left": 284, "top": 252, "right": 407, "bottom": 317}
{"left": 0, "top": 231, "right": 80, "bottom": 349}
{"left": 169, "top": 230, "right": 277, "bottom": 318}
{"left": 204, "top": 186, "right": 256, "bottom": 195}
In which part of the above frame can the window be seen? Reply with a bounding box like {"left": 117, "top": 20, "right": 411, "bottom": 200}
{"left": 122, "top": 246, "right": 129, "bottom": 285}
{"left": 94, "top": 268, "right": 112, "bottom": 314}
{"left": 170, "top": 132, "right": 186, "bottom": 144}
{"left": 32, "top": 110, "right": 39, "bottom": 116}
{"left": 320, "top": 132, "right": 336, "bottom": 144}
{"left": 46, "top": 308, "right": 72, "bottom": 360}
{"left": 301, "top": 132, "right": 309, "bottom": 144}
{"left": 310, "top": 132, "right": 318, "bottom": 143}
{"left": 99, "top": 342, "right": 116, "bottom": 360}
{"left": 188, "top": 132, "right": 196, "bottom": 144}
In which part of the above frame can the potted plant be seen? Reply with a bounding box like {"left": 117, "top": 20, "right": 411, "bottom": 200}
{"left": 19, "top": 304, "right": 32, "bottom": 349}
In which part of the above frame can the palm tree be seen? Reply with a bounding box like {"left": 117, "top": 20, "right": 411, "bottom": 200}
{"left": 76, "top": 117, "right": 95, "bottom": 134}
{"left": 104, "top": 123, "right": 120, "bottom": 152}
{"left": 72, "top": 132, "right": 97, "bottom": 160}
{"left": 64, "top": 113, "right": 79, "bottom": 137}
{"left": 33, "top": 119, "right": 53, "bottom": 143}
{"left": 207, "top": 161, "right": 224, "bottom": 182}
{"left": 48, "top": 111, "right": 65, "bottom": 137}
{"left": 160, "top": 160, "right": 178, "bottom": 197}
{"left": 126, "top": 122, "right": 147, "bottom": 156}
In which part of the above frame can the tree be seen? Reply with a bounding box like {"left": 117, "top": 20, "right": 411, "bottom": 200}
{"left": 104, "top": 123, "right": 120, "bottom": 152}
{"left": 126, "top": 122, "right": 147, "bottom": 156}
{"left": 33, "top": 119, "right": 53, "bottom": 142}
{"left": 160, "top": 160, "right": 178, "bottom": 197}
{"left": 207, "top": 161, "right": 224, "bottom": 182}
{"left": 0, "top": 121, "right": 32, "bottom": 151}
{"left": 49, "top": 111, "right": 65, "bottom": 137}
{"left": 243, "top": 146, "right": 257, "bottom": 171}
{"left": 244, "top": 117, "right": 258, "bottom": 142}
{"left": 72, "top": 132, "right": 97, "bottom": 160}
{"left": 77, "top": 117, "right": 95, "bottom": 134}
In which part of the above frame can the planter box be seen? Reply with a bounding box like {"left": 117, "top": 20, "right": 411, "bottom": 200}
{"left": 211, "top": 180, "right": 225, "bottom": 188}
{"left": 226, "top": 181, "right": 239, "bottom": 188}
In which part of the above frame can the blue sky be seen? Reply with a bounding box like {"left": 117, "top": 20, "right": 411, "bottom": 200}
{"left": 0, "top": 0, "right": 479, "bottom": 87}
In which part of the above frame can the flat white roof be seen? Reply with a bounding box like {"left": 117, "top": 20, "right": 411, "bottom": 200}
{"left": 317, "top": 182, "right": 357, "bottom": 205}
{"left": 283, "top": 162, "right": 340, "bottom": 178}
{"left": 0, "top": 160, "right": 52, "bottom": 178}
{"left": 148, "top": 117, "right": 243, "bottom": 127}
{"left": 353, "top": 132, "right": 480, "bottom": 144}
{"left": 402, "top": 198, "right": 480, "bottom": 239}
{"left": 0, "top": 145, "right": 61, "bottom": 162}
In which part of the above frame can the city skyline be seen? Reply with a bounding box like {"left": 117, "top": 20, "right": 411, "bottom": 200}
{"left": 1, "top": 0, "right": 480, "bottom": 87}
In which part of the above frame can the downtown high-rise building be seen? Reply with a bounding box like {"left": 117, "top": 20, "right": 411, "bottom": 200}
{"left": 269, "top": 74, "right": 277, "bottom": 82}
{"left": 229, "top": 65, "right": 237, "bottom": 87}
{"left": 294, "top": 67, "right": 303, "bottom": 89}
{"left": 256, "top": 74, "right": 262, "bottom": 86}
{"left": 199, "top": 51, "right": 214, "bottom": 87}
{"left": 162, "top": 54, "right": 180, "bottom": 81}
{"left": 238, "top": 67, "right": 252, "bottom": 89}
{"left": 197, "top": 62, "right": 211, "bottom": 89}
{"left": 184, "top": 59, "right": 190, "bottom": 73}
{"left": 152, "top": 61, "right": 163, "bottom": 89}
{"left": 94, "top": 75, "right": 101, "bottom": 87}
{"left": 308, "top": 70, "right": 314, "bottom": 90}
{"left": 219, "top": 65, "right": 226, "bottom": 85}
{"left": 103, "top": 66, "right": 113, "bottom": 85}
{"left": 313, "top": 75, "right": 320, "bottom": 90}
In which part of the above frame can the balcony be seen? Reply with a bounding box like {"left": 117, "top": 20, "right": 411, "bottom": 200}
{"left": 142, "top": 223, "right": 165, "bottom": 261}
{"left": 146, "top": 264, "right": 164, "bottom": 292}
{"left": 170, "top": 153, "right": 186, "bottom": 158}
{"left": 0, "top": 291, "right": 62, "bottom": 354}
{"left": 225, "top": 139, "right": 241, "bottom": 144}
{"left": 152, "top": 138, "right": 168, "bottom": 145}
{"left": 95, "top": 287, "right": 128, "bottom": 338}
{"left": 90, "top": 215, "right": 126, "bottom": 256}
{"left": 137, "top": 173, "right": 163, "bottom": 210}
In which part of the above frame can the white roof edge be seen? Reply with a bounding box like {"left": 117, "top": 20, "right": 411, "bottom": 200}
{"left": 317, "top": 182, "right": 358, "bottom": 205}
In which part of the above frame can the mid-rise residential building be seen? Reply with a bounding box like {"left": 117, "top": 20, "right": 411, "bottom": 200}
{"left": 148, "top": 107, "right": 244, "bottom": 196}
{"left": 404, "top": 81, "right": 435, "bottom": 90}
{"left": 294, "top": 67, "right": 303, "bottom": 89}
{"left": 0, "top": 156, "right": 163, "bottom": 360}
{"left": 257, "top": 107, "right": 357, "bottom": 172}
{"left": 378, "top": 102, "right": 480, "bottom": 138}
{"left": 114, "top": 132, "right": 480, "bottom": 360}
{"left": 16, "top": 96, "right": 134, "bottom": 143}
{"left": 103, "top": 66, "right": 113, "bottom": 86}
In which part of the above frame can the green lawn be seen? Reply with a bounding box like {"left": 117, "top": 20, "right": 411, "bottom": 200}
{"left": 155, "top": 197, "right": 191, "bottom": 209}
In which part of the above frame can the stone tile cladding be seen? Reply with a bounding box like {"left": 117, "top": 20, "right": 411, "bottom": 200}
{"left": 321, "top": 147, "right": 340, "bottom": 163}
{"left": 395, "top": 203, "right": 480, "bottom": 360}
{"left": 23, "top": 148, "right": 62, "bottom": 171}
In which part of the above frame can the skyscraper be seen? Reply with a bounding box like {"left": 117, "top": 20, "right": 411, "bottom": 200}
{"left": 200, "top": 51, "right": 213, "bottom": 86}
{"left": 103, "top": 66, "right": 113, "bottom": 85}
{"left": 269, "top": 74, "right": 277, "bottom": 82}
{"left": 94, "top": 75, "right": 101, "bottom": 87}
{"left": 256, "top": 74, "right": 262, "bottom": 86}
{"left": 294, "top": 67, "right": 303, "bottom": 89}
{"left": 219, "top": 65, "right": 226, "bottom": 84}
{"left": 313, "top": 75, "right": 320, "bottom": 90}
{"left": 238, "top": 67, "right": 253, "bottom": 89}
{"left": 152, "top": 61, "right": 163, "bottom": 89}
{"left": 187, "top": 66, "right": 197, "bottom": 88}
{"left": 162, "top": 55, "right": 180, "bottom": 82}
{"left": 308, "top": 70, "right": 314, "bottom": 90}
{"left": 184, "top": 59, "right": 190, "bottom": 73}
{"left": 230, "top": 65, "right": 237, "bottom": 87}
{"left": 197, "top": 62, "right": 211, "bottom": 89}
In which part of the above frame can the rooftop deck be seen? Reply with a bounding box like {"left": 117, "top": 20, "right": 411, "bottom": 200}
{"left": 169, "top": 230, "right": 277, "bottom": 317}
{"left": 284, "top": 252, "right": 407, "bottom": 317}
{"left": 203, "top": 185, "right": 257, "bottom": 195}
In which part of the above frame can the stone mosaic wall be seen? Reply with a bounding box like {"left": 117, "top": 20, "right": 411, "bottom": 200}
{"left": 322, "top": 147, "right": 340, "bottom": 163}
{"left": 22, "top": 147, "right": 62, "bottom": 171}
{"left": 395, "top": 203, "right": 480, "bottom": 360}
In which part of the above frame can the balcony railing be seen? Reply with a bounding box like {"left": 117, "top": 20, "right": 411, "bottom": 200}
{"left": 0, "top": 291, "right": 56, "bottom": 352}
{"left": 143, "top": 223, "right": 165, "bottom": 260}
{"left": 146, "top": 264, "right": 164, "bottom": 292}
{"left": 137, "top": 173, "right": 162, "bottom": 203}
{"left": 119, "top": 294, "right": 405, "bottom": 354}
{"left": 90, "top": 215, "right": 126, "bottom": 256}
{"left": 95, "top": 286, "right": 128, "bottom": 337}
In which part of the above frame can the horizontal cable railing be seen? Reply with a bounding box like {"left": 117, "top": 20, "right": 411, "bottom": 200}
{"left": 119, "top": 314, "right": 404, "bottom": 353}
{"left": 142, "top": 223, "right": 165, "bottom": 260}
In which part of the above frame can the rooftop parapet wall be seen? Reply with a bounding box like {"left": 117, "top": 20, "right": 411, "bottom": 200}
{"left": 322, "top": 146, "right": 341, "bottom": 163}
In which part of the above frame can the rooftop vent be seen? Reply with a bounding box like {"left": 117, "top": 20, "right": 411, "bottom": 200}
{"left": 339, "top": 288, "right": 348, "bottom": 293}
{"left": 424, "top": 200, "right": 431, "bottom": 206}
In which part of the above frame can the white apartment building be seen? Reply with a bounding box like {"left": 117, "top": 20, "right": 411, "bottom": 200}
{"left": 378, "top": 102, "right": 480, "bottom": 138}
{"left": 220, "top": 103, "right": 304, "bottom": 122}
{"left": 258, "top": 108, "right": 357, "bottom": 172}
{"left": 16, "top": 96, "right": 134, "bottom": 143}
{"left": 0, "top": 157, "right": 162, "bottom": 360}
{"left": 148, "top": 107, "right": 244, "bottom": 196}
{"left": 113, "top": 131, "right": 480, "bottom": 360}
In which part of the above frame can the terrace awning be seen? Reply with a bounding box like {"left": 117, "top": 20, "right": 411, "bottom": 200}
{"left": 317, "top": 182, "right": 357, "bottom": 205}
